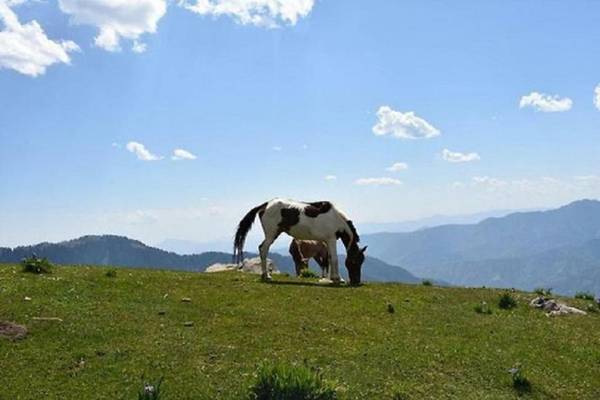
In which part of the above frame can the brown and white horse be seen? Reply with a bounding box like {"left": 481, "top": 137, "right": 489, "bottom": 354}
{"left": 289, "top": 239, "right": 329, "bottom": 277}
{"left": 233, "top": 198, "right": 367, "bottom": 285}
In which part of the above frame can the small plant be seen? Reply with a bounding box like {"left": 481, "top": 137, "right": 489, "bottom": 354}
{"left": 138, "top": 377, "right": 163, "bottom": 400}
{"left": 21, "top": 254, "right": 53, "bottom": 274}
{"left": 474, "top": 301, "right": 492, "bottom": 314}
{"left": 386, "top": 302, "right": 395, "bottom": 314}
{"left": 299, "top": 268, "right": 319, "bottom": 279}
{"left": 534, "top": 287, "right": 552, "bottom": 296}
{"left": 498, "top": 292, "right": 517, "bottom": 309}
{"left": 574, "top": 292, "right": 595, "bottom": 301}
{"left": 105, "top": 269, "right": 117, "bottom": 278}
{"left": 248, "top": 362, "right": 337, "bottom": 400}
{"left": 421, "top": 279, "right": 432, "bottom": 286}
{"left": 508, "top": 365, "right": 531, "bottom": 394}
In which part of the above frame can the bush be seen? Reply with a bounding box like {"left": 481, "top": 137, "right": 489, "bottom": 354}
{"left": 574, "top": 292, "right": 595, "bottom": 301}
{"left": 508, "top": 365, "right": 531, "bottom": 394}
{"left": 105, "top": 269, "right": 117, "bottom": 278}
{"left": 248, "top": 363, "right": 337, "bottom": 400}
{"left": 421, "top": 280, "right": 432, "bottom": 286}
{"left": 138, "top": 377, "right": 163, "bottom": 400}
{"left": 498, "top": 293, "right": 517, "bottom": 309}
{"left": 534, "top": 287, "right": 552, "bottom": 296}
{"left": 300, "top": 269, "right": 319, "bottom": 279}
{"left": 21, "top": 255, "right": 53, "bottom": 274}
{"left": 474, "top": 301, "right": 492, "bottom": 314}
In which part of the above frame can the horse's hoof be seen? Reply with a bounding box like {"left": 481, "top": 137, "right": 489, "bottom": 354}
{"left": 261, "top": 274, "right": 272, "bottom": 282}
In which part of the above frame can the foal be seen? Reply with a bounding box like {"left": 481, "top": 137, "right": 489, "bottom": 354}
{"left": 233, "top": 198, "right": 367, "bottom": 285}
{"left": 289, "top": 239, "right": 329, "bottom": 277}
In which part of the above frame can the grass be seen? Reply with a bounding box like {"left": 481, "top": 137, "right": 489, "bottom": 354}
{"left": 1, "top": 263, "right": 599, "bottom": 399}
{"left": 498, "top": 292, "right": 518, "bottom": 309}
{"left": 574, "top": 292, "right": 595, "bottom": 301}
{"left": 299, "top": 268, "right": 319, "bottom": 279}
{"left": 248, "top": 362, "right": 337, "bottom": 400}
{"left": 21, "top": 255, "right": 53, "bottom": 274}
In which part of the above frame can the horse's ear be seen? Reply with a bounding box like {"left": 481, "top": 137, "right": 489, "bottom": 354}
{"left": 361, "top": 245, "right": 368, "bottom": 253}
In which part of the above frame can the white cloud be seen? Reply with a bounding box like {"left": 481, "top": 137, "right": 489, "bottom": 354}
{"left": 594, "top": 84, "right": 600, "bottom": 111}
{"left": 272, "top": 146, "right": 282, "bottom": 151}
{"left": 442, "top": 149, "right": 480, "bottom": 163}
{"left": 386, "top": 162, "right": 408, "bottom": 172}
{"left": 180, "top": 0, "right": 315, "bottom": 28}
{"left": 324, "top": 175, "right": 337, "bottom": 181}
{"left": 471, "top": 176, "right": 508, "bottom": 192}
{"left": 172, "top": 148, "right": 197, "bottom": 160}
{"left": 131, "top": 40, "right": 147, "bottom": 53}
{"left": 58, "top": 0, "right": 166, "bottom": 52}
{"left": 519, "top": 91, "right": 572, "bottom": 112}
{"left": 355, "top": 177, "right": 402, "bottom": 186}
{"left": 0, "top": 2, "right": 79, "bottom": 77}
{"left": 126, "top": 141, "right": 162, "bottom": 161}
{"left": 372, "top": 106, "right": 440, "bottom": 140}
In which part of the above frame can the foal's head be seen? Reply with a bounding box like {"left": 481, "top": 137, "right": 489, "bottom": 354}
{"left": 346, "top": 245, "right": 367, "bottom": 286}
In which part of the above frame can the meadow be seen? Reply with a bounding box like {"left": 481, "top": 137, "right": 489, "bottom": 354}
{"left": 1, "top": 264, "right": 599, "bottom": 399}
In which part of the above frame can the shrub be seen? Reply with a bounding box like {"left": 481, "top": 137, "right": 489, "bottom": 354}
{"left": 300, "top": 268, "right": 319, "bottom": 279}
{"left": 248, "top": 363, "right": 337, "bottom": 400}
{"left": 508, "top": 365, "right": 531, "bottom": 394}
{"left": 105, "top": 269, "right": 117, "bottom": 278}
{"left": 534, "top": 287, "right": 552, "bottom": 296}
{"left": 474, "top": 301, "right": 492, "bottom": 314}
{"left": 21, "top": 255, "right": 53, "bottom": 274}
{"left": 498, "top": 293, "right": 517, "bottom": 309}
{"left": 574, "top": 292, "right": 595, "bottom": 301}
{"left": 138, "top": 377, "right": 163, "bottom": 400}
{"left": 421, "top": 280, "right": 432, "bottom": 286}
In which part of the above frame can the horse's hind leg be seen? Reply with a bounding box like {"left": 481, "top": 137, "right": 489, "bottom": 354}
{"left": 259, "top": 230, "right": 280, "bottom": 281}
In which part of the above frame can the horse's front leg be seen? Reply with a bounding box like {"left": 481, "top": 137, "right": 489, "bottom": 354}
{"left": 326, "top": 238, "right": 343, "bottom": 284}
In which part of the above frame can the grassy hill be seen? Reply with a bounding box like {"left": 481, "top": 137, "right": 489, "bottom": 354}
{"left": 1, "top": 264, "right": 599, "bottom": 399}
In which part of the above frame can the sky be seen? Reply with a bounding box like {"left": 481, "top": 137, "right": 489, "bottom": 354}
{"left": 1, "top": 0, "right": 600, "bottom": 248}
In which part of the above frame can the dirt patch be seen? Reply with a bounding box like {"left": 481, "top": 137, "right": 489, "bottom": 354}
{"left": 0, "top": 321, "right": 28, "bottom": 340}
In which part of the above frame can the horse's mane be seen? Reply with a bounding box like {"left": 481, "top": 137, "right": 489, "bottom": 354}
{"left": 346, "top": 219, "right": 360, "bottom": 244}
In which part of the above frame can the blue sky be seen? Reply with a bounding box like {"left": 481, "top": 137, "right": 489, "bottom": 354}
{"left": 1, "top": 0, "right": 599, "bottom": 247}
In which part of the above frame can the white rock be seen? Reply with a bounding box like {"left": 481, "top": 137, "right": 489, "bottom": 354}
{"left": 205, "top": 257, "right": 279, "bottom": 275}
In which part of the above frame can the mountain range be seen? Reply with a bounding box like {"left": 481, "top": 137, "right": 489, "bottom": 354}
{"left": 362, "top": 199, "right": 600, "bottom": 295}
{"left": 0, "top": 235, "right": 422, "bottom": 284}
{"left": 2, "top": 199, "right": 599, "bottom": 295}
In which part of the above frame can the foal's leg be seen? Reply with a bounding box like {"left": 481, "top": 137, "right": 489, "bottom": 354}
{"left": 326, "top": 238, "right": 342, "bottom": 283}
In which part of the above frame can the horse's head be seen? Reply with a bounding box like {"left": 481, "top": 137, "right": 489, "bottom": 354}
{"left": 346, "top": 245, "right": 367, "bottom": 286}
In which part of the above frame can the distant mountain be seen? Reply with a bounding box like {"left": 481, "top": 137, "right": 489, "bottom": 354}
{"left": 155, "top": 238, "right": 233, "bottom": 254}
{"left": 357, "top": 208, "right": 534, "bottom": 234}
{"left": 363, "top": 199, "right": 600, "bottom": 295}
{"left": 0, "top": 235, "right": 423, "bottom": 284}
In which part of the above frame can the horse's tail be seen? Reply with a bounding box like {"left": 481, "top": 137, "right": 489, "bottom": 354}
{"left": 233, "top": 202, "right": 268, "bottom": 264}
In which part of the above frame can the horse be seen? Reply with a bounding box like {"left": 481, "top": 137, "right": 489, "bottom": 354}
{"left": 233, "top": 198, "right": 367, "bottom": 285}
{"left": 289, "top": 239, "right": 329, "bottom": 277}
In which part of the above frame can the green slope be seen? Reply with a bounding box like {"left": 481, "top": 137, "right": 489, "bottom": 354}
{"left": 1, "top": 264, "right": 599, "bottom": 399}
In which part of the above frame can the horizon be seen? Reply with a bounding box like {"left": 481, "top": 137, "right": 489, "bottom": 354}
{"left": 3, "top": 197, "right": 597, "bottom": 250}
{"left": 2, "top": 0, "right": 600, "bottom": 247}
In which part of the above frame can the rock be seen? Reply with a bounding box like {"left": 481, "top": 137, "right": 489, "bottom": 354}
{"left": 530, "top": 297, "right": 587, "bottom": 316}
{"left": 183, "top": 321, "right": 194, "bottom": 327}
{"left": 0, "top": 321, "right": 28, "bottom": 340}
{"left": 181, "top": 297, "right": 192, "bottom": 303}
{"left": 205, "top": 257, "right": 279, "bottom": 275}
